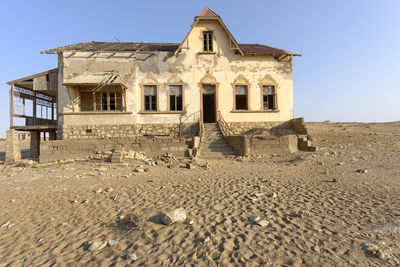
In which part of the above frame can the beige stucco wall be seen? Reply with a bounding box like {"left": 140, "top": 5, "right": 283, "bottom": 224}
{"left": 59, "top": 18, "right": 294, "bottom": 128}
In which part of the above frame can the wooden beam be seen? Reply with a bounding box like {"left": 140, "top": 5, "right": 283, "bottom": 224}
{"left": 6, "top": 68, "right": 58, "bottom": 85}
{"left": 51, "top": 102, "right": 54, "bottom": 120}
{"left": 9, "top": 85, "right": 14, "bottom": 128}
{"left": 33, "top": 92, "right": 37, "bottom": 120}
{"left": 92, "top": 91, "right": 96, "bottom": 111}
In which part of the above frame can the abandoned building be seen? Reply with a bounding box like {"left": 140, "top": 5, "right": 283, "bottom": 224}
{"left": 5, "top": 7, "right": 315, "bottom": 163}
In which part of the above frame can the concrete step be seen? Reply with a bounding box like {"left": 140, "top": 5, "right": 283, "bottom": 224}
{"left": 205, "top": 145, "right": 231, "bottom": 150}
{"left": 203, "top": 139, "right": 227, "bottom": 144}
{"left": 201, "top": 147, "right": 234, "bottom": 153}
{"left": 200, "top": 151, "right": 235, "bottom": 158}
{"left": 204, "top": 143, "right": 232, "bottom": 149}
{"left": 200, "top": 122, "right": 237, "bottom": 157}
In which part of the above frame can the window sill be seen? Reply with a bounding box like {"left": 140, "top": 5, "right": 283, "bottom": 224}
{"left": 230, "top": 110, "right": 280, "bottom": 113}
{"left": 197, "top": 51, "right": 216, "bottom": 55}
{"left": 139, "top": 111, "right": 186, "bottom": 115}
{"left": 60, "top": 111, "right": 132, "bottom": 115}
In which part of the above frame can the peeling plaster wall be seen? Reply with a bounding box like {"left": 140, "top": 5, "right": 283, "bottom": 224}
{"left": 58, "top": 19, "right": 295, "bottom": 133}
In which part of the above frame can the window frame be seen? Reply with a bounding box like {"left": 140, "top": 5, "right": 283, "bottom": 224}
{"left": 262, "top": 85, "right": 276, "bottom": 111}
{"left": 259, "top": 74, "right": 279, "bottom": 111}
{"left": 78, "top": 85, "right": 125, "bottom": 112}
{"left": 231, "top": 75, "right": 251, "bottom": 111}
{"left": 234, "top": 85, "right": 249, "bottom": 111}
{"left": 202, "top": 31, "right": 214, "bottom": 52}
{"left": 143, "top": 84, "right": 158, "bottom": 112}
{"left": 168, "top": 84, "right": 183, "bottom": 112}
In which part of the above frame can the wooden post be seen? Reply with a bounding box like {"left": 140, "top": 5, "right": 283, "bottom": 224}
{"left": 122, "top": 88, "right": 126, "bottom": 111}
{"left": 51, "top": 101, "right": 54, "bottom": 120}
{"left": 33, "top": 92, "right": 37, "bottom": 125}
{"left": 93, "top": 91, "right": 96, "bottom": 111}
{"left": 9, "top": 85, "right": 14, "bottom": 128}
{"left": 23, "top": 98, "right": 26, "bottom": 115}
{"left": 107, "top": 92, "right": 110, "bottom": 111}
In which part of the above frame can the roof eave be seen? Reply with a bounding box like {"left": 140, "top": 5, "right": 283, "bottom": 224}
{"left": 7, "top": 68, "right": 58, "bottom": 85}
{"left": 63, "top": 82, "right": 127, "bottom": 89}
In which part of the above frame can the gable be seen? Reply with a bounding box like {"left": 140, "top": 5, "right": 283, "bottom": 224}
{"left": 177, "top": 18, "right": 242, "bottom": 57}
{"left": 175, "top": 8, "right": 243, "bottom": 56}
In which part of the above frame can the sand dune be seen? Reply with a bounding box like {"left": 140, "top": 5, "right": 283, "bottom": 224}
{"left": 0, "top": 122, "right": 399, "bottom": 266}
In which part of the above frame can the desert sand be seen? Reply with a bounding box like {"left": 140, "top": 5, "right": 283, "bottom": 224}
{"left": 0, "top": 122, "right": 399, "bottom": 266}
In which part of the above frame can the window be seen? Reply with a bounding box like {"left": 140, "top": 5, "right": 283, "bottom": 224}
{"left": 144, "top": 85, "right": 157, "bottom": 111}
{"left": 81, "top": 88, "right": 123, "bottom": 112}
{"left": 235, "top": 85, "right": 248, "bottom": 110}
{"left": 263, "top": 86, "right": 276, "bottom": 110}
{"left": 169, "top": 85, "right": 183, "bottom": 111}
{"left": 203, "top": 31, "right": 213, "bottom": 52}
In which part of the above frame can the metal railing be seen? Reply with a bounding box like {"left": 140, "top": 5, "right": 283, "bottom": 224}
{"left": 217, "top": 111, "right": 235, "bottom": 136}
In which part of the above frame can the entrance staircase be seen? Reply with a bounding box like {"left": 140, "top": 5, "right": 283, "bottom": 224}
{"left": 297, "top": 135, "right": 317, "bottom": 152}
{"left": 199, "top": 123, "right": 236, "bottom": 158}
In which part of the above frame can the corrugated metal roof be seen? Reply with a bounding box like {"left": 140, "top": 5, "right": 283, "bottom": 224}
{"left": 42, "top": 41, "right": 299, "bottom": 56}
{"left": 63, "top": 73, "right": 127, "bottom": 87}
{"left": 239, "top": 43, "right": 300, "bottom": 56}
{"left": 41, "top": 41, "right": 180, "bottom": 54}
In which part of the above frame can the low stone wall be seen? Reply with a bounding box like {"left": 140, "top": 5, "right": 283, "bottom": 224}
{"left": 224, "top": 134, "right": 297, "bottom": 155}
{"left": 224, "top": 136, "right": 249, "bottom": 156}
{"left": 60, "top": 123, "right": 199, "bottom": 140}
{"left": 249, "top": 135, "right": 297, "bottom": 154}
{"left": 225, "top": 121, "right": 293, "bottom": 136}
{"left": 39, "top": 137, "right": 191, "bottom": 162}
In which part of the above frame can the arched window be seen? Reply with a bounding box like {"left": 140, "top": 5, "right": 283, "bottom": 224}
{"left": 259, "top": 75, "right": 278, "bottom": 110}
{"left": 232, "top": 75, "right": 251, "bottom": 111}
{"left": 139, "top": 76, "right": 159, "bottom": 112}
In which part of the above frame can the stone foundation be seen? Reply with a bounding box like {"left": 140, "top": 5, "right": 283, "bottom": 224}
{"left": 249, "top": 135, "right": 298, "bottom": 154}
{"left": 223, "top": 134, "right": 297, "bottom": 155}
{"left": 224, "top": 121, "right": 293, "bottom": 136}
{"left": 5, "top": 129, "right": 21, "bottom": 163}
{"left": 39, "top": 136, "right": 191, "bottom": 162}
{"left": 60, "top": 123, "right": 199, "bottom": 140}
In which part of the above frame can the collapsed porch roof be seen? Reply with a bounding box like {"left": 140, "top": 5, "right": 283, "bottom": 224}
{"left": 63, "top": 73, "right": 127, "bottom": 88}
{"left": 6, "top": 68, "right": 58, "bottom": 97}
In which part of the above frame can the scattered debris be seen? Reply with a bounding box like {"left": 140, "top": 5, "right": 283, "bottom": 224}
{"left": 94, "top": 188, "right": 103, "bottom": 194}
{"left": 134, "top": 165, "right": 145, "bottom": 173}
{"left": 312, "top": 245, "right": 320, "bottom": 253}
{"left": 357, "top": 169, "right": 368, "bottom": 174}
{"left": 126, "top": 253, "right": 137, "bottom": 261}
{"left": 257, "top": 219, "right": 269, "bottom": 227}
{"left": 88, "top": 241, "right": 107, "bottom": 251}
{"left": 249, "top": 215, "right": 260, "bottom": 222}
{"left": 1, "top": 221, "right": 11, "bottom": 228}
{"left": 186, "top": 162, "right": 195, "bottom": 169}
{"left": 249, "top": 215, "right": 269, "bottom": 227}
{"left": 107, "top": 240, "right": 119, "bottom": 246}
{"left": 298, "top": 210, "right": 311, "bottom": 218}
{"left": 125, "top": 213, "right": 143, "bottom": 228}
{"left": 162, "top": 208, "right": 187, "bottom": 225}
{"left": 364, "top": 242, "right": 389, "bottom": 259}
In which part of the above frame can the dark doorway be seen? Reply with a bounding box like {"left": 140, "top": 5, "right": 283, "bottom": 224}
{"left": 203, "top": 94, "right": 216, "bottom": 123}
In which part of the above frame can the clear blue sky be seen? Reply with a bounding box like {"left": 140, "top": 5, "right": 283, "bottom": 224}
{"left": 1, "top": 0, "right": 399, "bottom": 136}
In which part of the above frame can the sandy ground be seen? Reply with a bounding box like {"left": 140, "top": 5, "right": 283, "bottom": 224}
{"left": 0, "top": 122, "right": 399, "bottom": 266}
